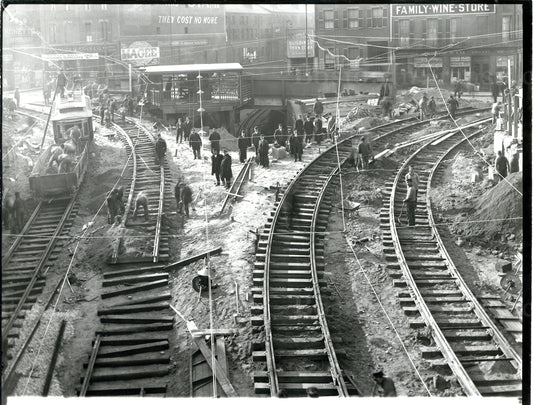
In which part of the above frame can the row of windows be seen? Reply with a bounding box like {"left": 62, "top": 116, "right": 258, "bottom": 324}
{"left": 51, "top": 4, "right": 108, "bottom": 11}
{"left": 320, "top": 7, "right": 389, "bottom": 29}
{"left": 227, "top": 14, "right": 262, "bottom": 26}
{"left": 229, "top": 28, "right": 274, "bottom": 41}
{"left": 48, "top": 20, "right": 110, "bottom": 43}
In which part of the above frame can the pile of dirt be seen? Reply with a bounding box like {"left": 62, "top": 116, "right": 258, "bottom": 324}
{"left": 451, "top": 172, "right": 522, "bottom": 241}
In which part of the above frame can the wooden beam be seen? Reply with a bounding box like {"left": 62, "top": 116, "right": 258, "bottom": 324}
{"left": 164, "top": 247, "right": 222, "bottom": 270}
{"left": 193, "top": 337, "right": 237, "bottom": 397}
{"left": 191, "top": 328, "right": 237, "bottom": 338}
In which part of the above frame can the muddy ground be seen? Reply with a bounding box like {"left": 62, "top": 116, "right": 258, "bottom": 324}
{"left": 4, "top": 93, "right": 520, "bottom": 398}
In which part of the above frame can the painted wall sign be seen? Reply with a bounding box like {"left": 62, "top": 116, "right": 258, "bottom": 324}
{"left": 392, "top": 4, "right": 495, "bottom": 16}
{"left": 42, "top": 53, "right": 99, "bottom": 61}
{"left": 413, "top": 57, "right": 443, "bottom": 68}
{"left": 287, "top": 29, "right": 315, "bottom": 59}
{"left": 121, "top": 41, "right": 160, "bottom": 66}
{"left": 156, "top": 4, "right": 225, "bottom": 34}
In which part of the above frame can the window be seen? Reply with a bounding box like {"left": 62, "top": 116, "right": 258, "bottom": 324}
{"left": 101, "top": 4, "right": 108, "bottom": 10}
{"left": 324, "top": 10, "right": 334, "bottom": 29}
{"left": 85, "top": 22, "right": 92, "bottom": 42}
{"left": 399, "top": 20, "right": 409, "bottom": 46}
{"left": 156, "top": 26, "right": 161, "bottom": 35}
{"left": 100, "top": 20, "right": 109, "bottom": 41}
{"left": 371, "top": 8, "right": 383, "bottom": 28}
{"left": 450, "top": 19, "right": 458, "bottom": 42}
{"left": 348, "top": 9, "right": 359, "bottom": 28}
{"left": 85, "top": 4, "right": 90, "bottom": 11}
{"left": 502, "top": 16, "right": 511, "bottom": 41}
{"left": 184, "top": 27, "right": 188, "bottom": 34}
{"left": 428, "top": 19, "right": 438, "bottom": 47}
{"left": 50, "top": 23, "right": 57, "bottom": 43}
{"left": 324, "top": 48, "right": 335, "bottom": 69}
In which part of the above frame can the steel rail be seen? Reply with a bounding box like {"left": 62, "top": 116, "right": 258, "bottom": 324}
{"left": 387, "top": 123, "right": 496, "bottom": 396}
{"left": 2, "top": 196, "right": 78, "bottom": 337}
{"left": 219, "top": 157, "right": 253, "bottom": 216}
{"left": 153, "top": 164, "right": 165, "bottom": 262}
{"left": 310, "top": 165, "right": 349, "bottom": 396}
{"left": 426, "top": 130, "right": 522, "bottom": 371}
{"left": 260, "top": 108, "right": 490, "bottom": 397}
{"left": 79, "top": 334, "right": 102, "bottom": 397}
{"left": 2, "top": 201, "right": 43, "bottom": 267}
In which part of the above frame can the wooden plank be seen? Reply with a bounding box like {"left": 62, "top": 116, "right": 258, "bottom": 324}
{"left": 190, "top": 328, "right": 237, "bottom": 338}
{"left": 216, "top": 337, "right": 228, "bottom": 375}
{"left": 164, "top": 247, "right": 223, "bottom": 270}
{"left": 193, "top": 337, "right": 237, "bottom": 397}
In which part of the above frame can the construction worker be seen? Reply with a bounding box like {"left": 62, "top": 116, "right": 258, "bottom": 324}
{"left": 209, "top": 128, "right": 221, "bottom": 154}
{"left": 358, "top": 137, "right": 374, "bottom": 170}
{"left": 446, "top": 94, "right": 459, "bottom": 119}
{"left": 427, "top": 96, "right": 437, "bottom": 117}
{"left": 403, "top": 178, "right": 417, "bottom": 227}
{"left": 418, "top": 93, "right": 428, "bottom": 120}
{"left": 179, "top": 183, "right": 193, "bottom": 218}
{"left": 372, "top": 370, "right": 397, "bottom": 397}
{"left": 106, "top": 189, "right": 119, "bottom": 224}
{"left": 220, "top": 150, "right": 233, "bottom": 189}
{"left": 313, "top": 97, "right": 324, "bottom": 117}
{"left": 494, "top": 150, "right": 510, "bottom": 183}
{"left": 404, "top": 165, "right": 420, "bottom": 200}
{"left": 133, "top": 191, "right": 149, "bottom": 222}
{"left": 13, "top": 192, "right": 25, "bottom": 233}
{"left": 14, "top": 88, "right": 20, "bottom": 108}
{"left": 189, "top": 130, "right": 202, "bottom": 159}
{"left": 155, "top": 132, "right": 167, "bottom": 165}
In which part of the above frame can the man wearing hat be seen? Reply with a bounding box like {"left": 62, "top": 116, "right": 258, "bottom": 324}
{"left": 372, "top": 370, "right": 397, "bottom": 397}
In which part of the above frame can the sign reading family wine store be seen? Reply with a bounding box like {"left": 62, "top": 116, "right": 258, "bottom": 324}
{"left": 392, "top": 4, "right": 495, "bottom": 16}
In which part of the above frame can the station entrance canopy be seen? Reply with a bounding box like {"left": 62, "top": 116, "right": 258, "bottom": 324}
{"left": 140, "top": 63, "right": 243, "bottom": 74}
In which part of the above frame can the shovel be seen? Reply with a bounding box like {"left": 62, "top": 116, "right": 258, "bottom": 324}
{"left": 396, "top": 202, "right": 405, "bottom": 226}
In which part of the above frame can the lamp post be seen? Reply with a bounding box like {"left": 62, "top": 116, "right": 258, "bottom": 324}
{"left": 305, "top": 4, "right": 309, "bottom": 76}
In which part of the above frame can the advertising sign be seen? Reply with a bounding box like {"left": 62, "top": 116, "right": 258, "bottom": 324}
{"left": 497, "top": 56, "right": 514, "bottom": 67}
{"left": 287, "top": 29, "right": 315, "bottom": 59}
{"left": 450, "top": 56, "right": 471, "bottom": 67}
{"left": 392, "top": 4, "right": 495, "bottom": 16}
{"left": 413, "top": 57, "right": 443, "bottom": 68}
{"left": 121, "top": 41, "right": 160, "bottom": 66}
{"left": 42, "top": 53, "right": 99, "bottom": 61}
{"left": 156, "top": 4, "right": 225, "bottom": 34}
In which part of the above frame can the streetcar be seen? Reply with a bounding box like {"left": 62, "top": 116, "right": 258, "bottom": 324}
{"left": 29, "top": 89, "right": 93, "bottom": 198}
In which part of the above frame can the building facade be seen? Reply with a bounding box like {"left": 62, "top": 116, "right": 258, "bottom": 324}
{"left": 314, "top": 3, "right": 523, "bottom": 89}
{"left": 390, "top": 3, "right": 523, "bottom": 90}
{"left": 3, "top": 5, "right": 43, "bottom": 90}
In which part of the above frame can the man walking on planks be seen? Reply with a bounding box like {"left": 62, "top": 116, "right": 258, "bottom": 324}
{"left": 358, "top": 137, "right": 374, "bottom": 170}
{"left": 404, "top": 165, "right": 420, "bottom": 200}
{"left": 403, "top": 178, "right": 417, "bottom": 227}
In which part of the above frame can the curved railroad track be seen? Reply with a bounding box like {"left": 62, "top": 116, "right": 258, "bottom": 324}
{"left": 251, "top": 107, "right": 489, "bottom": 397}
{"left": 78, "top": 117, "right": 174, "bottom": 397}
{"left": 110, "top": 118, "right": 172, "bottom": 263}
{"left": 1, "top": 197, "right": 80, "bottom": 393}
{"left": 383, "top": 124, "right": 522, "bottom": 396}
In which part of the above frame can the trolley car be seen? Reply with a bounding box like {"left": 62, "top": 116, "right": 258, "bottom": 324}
{"left": 29, "top": 90, "right": 93, "bottom": 198}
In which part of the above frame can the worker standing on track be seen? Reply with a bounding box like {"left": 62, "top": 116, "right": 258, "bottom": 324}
{"left": 155, "top": 132, "right": 167, "bottom": 165}
{"left": 189, "top": 130, "right": 202, "bottom": 160}
{"left": 418, "top": 93, "right": 428, "bottom": 120}
{"left": 358, "top": 137, "right": 374, "bottom": 170}
{"left": 427, "top": 96, "right": 437, "bottom": 118}
{"left": 220, "top": 150, "right": 233, "bottom": 189}
{"left": 446, "top": 94, "right": 459, "bottom": 119}
{"left": 133, "top": 191, "right": 149, "bottom": 222}
{"left": 372, "top": 370, "right": 397, "bottom": 397}
{"left": 13, "top": 192, "right": 25, "bottom": 233}
{"left": 106, "top": 189, "right": 119, "bottom": 224}
{"left": 403, "top": 178, "right": 417, "bottom": 227}
{"left": 237, "top": 130, "right": 248, "bottom": 163}
{"left": 211, "top": 150, "right": 224, "bottom": 186}
{"left": 404, "top": 165, "right": 420, "bottom": 201}
{"left": 274, "top": 123, "right": 286, "bottom": 148}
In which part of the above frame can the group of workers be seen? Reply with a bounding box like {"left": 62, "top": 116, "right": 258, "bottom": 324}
{"left": 45, "top": 127, "right": 82, "bottom": 174}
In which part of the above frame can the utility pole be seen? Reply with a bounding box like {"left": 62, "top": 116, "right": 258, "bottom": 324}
{"left": 305, "top": 4, "right": 309, "bottom": 76}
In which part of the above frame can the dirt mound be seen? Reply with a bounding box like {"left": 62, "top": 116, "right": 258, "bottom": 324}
{"left": 452, "top": 172, "right": 522, "bottom": 240}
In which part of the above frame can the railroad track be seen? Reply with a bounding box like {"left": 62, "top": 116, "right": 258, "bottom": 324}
{"left": 219, "top": 157, "right": 253, "bottom": 216}
{"left": 381, "top": 123, "right": 522, "bottom": 396}
{"left": 15, "top": 106, "right": 48, "bottom": 123}
{"left": 251, "top": 107, "right": 492, "bottom": 397}
{"left": 1, "top": 197, "right": 79, "bottom": 393}
{"left": 78, "top": 117, "right": 174, "bottom": 397}
{"left": 110, "top": 118, "right": 172, "bottom": 263}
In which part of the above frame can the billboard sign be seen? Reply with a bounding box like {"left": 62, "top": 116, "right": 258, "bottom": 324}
{"left": 121, "top": 42, "right": 160, "bottom": 66}
{"left": 42, "top": 53, "right": 99, "bottom": 61}
{"left": 392, "top": 4, "right": 495, "bottom": 16}
{"left": 287, "top": 29, "right": 315, "bottom": 59}
{"left": 414, "top": 57, "right": 443, "bottom": 68}
{"left": 450, "top": 56, "right": 471, "bottom": 67}
{"left": 156, "top": 4, "right": 225, "bottom": 34}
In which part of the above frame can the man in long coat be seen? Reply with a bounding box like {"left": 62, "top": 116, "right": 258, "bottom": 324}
{"left": 258, "top": 136, "right": 270, "bottom": 168}
{"left": 289, "top": 130, "right": 303, "bottom": 162}
{"left": 220, "top": 150, "right": 233, "bottom": 188}
{"left": 211, "top": 150, "right": 224, "bottom": 186}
